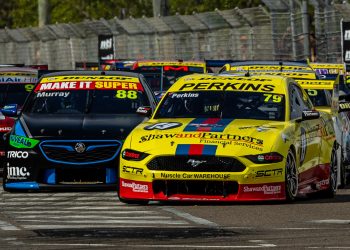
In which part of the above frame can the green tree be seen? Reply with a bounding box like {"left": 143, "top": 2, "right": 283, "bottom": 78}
{"left": 4, "top": 0, "right": 263, "bottom": 29}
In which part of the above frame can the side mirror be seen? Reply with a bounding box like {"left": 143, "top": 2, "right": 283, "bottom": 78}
{"left": 301, "top": 110, "right": 320, "bottom": 121}
{"left": 136, "top": 106, "right": 152, "bottom": 117}
{"left": 1, "top": 104, "right": 18, "bottom": 117}
{"left": 338, "top": 101, "right": 350, "bottom": 113}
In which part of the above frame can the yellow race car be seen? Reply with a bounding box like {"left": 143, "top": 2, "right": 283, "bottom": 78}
{"left": 119, "top": 74, "right": 337, "bottom": 203}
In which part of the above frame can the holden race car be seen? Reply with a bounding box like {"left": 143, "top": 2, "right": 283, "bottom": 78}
{"left": 119, "top": 73, "right": 338, "bottom": 203}
{"left": 2, "top": 71, "right": 157, "bottom": 191}
{"left": 0, "top": 67, "right": 38, "bottom": 160}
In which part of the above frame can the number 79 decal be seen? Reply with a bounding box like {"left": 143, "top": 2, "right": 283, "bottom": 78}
{"left": 263, "top": 94, "right": 282, "bottom": 103}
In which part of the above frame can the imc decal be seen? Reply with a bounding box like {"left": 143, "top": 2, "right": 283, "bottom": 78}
{"left": 7, "top": 163, "right": 30, "bottom": 180}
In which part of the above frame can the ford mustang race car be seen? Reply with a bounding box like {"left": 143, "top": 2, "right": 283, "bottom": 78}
{"left": 2, "top": 71, "right": 157, "bottom": 191}
{"left": 119, "top": 74, "right": 337, "bottom": 203}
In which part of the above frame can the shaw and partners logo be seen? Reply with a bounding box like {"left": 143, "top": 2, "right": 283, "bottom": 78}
{"left": 121, "top": 181, "right": 148, "bottom": 193}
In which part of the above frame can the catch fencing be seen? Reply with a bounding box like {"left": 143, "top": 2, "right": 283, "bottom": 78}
{"left": 0, "top": 0, "right": 349, "bottom": 69}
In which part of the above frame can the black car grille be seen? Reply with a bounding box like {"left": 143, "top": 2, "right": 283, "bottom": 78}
{"left": 39, "top": 140, "right": 121, "bottom": 164}
{"left": 147, "top": 156, "right": 246, "bottom": 172}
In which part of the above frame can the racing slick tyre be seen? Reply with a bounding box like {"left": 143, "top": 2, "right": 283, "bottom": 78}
{"left": 285, "top": 149, "right": 298, "bottom": 201}
{"left": 322, "top": 147, "right": 337, "bottom": 198}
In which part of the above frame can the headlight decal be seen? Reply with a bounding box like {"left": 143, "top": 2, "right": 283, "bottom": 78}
{"left": 244, "top": 152, "right": 284, "bottom": 164}
{"left": 122, "top": 149, "right": 149, "bottom": 161}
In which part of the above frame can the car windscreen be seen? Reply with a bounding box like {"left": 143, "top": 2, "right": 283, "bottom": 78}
{"left": 305, "top": 89, "right": 332, "bottom": 107}
{"left": 154, "top": 91, "right": 285, "bottom": 121}
{"left": 25, "top": 81, "right": 150, "bottom": 114}
{"left": 0, "top": 83, "right": 34, "bottom": 107}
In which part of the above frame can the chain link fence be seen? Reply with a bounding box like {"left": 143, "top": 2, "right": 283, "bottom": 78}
{"left": 0, "top": 0, "right": 350, "bottom": 69}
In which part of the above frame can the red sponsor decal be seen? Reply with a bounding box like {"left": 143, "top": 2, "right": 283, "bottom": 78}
{"left": 119, "top": 178, "right": 152, "bottom": 200}
{"left": 35, "top": 81, "right": 144, "bottom": 92}
{"left": 239, "top": 182, "right": 285, "bottom": 200}
{"left": 164, "top": 66, "right": 189, "bottom": 71}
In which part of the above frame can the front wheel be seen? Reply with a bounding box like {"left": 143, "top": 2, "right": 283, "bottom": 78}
{"left": 285, "top": 149, "right": 298, "bottom": 201}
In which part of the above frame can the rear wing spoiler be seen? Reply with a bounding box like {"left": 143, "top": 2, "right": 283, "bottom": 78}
{"left": 226, "top": 70, "right": 317, "bottom": 80}
{"left": 295, "top": 79, "right": 335, "bottom": 90}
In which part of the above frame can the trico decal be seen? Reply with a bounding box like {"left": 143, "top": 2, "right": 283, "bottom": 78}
{"left": 9, "top": 135, "right": 39, "bottom": 149}
{"left": 7, "top": 165, "right": 30, "bottom": 180}
{"left": 187, "top": 159, "right": 207, "bottom": 167}
{"left": 122, "top": 166, "right": 144, "bottom": 175}
{"left": 255, "top": 168, "right": 283, "bottom": 177}
{"left": 178, "top": 82, "right": 275, "bottom": 92}
{"left": 121, "top": 180, "right": 148, "bottom": 193}
{"left": 243, "top": 185, "right": 282, "bottom": 194}
{"left": 7, "top": 151, "right": 29, "bottom": 159}
{"left": 144, "top": 122, "right": 182, "bottom": 130}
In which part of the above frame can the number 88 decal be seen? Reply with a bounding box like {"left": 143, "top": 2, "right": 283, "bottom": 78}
{"left": 115, "top": 90, "right": 137, "bottom": 99}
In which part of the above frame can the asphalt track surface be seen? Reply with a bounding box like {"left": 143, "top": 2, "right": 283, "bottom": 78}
{"left": 0, "top": 183, "right": 350, "bottom": 249}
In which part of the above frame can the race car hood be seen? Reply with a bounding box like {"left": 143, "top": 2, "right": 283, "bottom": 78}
{"left": 19, "top": 113, "right": 145, "bottom": 140}
{"left": 129, "top": 118, "right": 285, "bottom": 156}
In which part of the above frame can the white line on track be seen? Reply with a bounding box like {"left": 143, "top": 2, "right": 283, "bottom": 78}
{"left": 18, "top": 219, "right": 188, "bottom": 224}
{"left": 309, "top": 220, "right": 350, "bottom": 224}
{"left": 30, "top": 243, "right": 277, "bottom": 248}
{"left": 161, "top": 207, "right": 218, "bottom": 227}
{"left": 11, "top": 210, "right": 156, "bottom": 214}
{"left": 17, "top": 215, "right": 171, "bottom": 219}
{"left": 23, "top": 224, "right": 191, "bottom": 229}
{"left": 0, "top": 220, "right": 20, "bottom": 230}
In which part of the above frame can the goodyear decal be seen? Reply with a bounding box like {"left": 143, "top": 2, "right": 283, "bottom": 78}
{"left": 184, "top": 118, "right": 233, "bottom": 132}
{"left": 10, "top": 135, "right": 39, "bottom": 149}
{"left": 175, "top": 144, "right": 217, "bottom": 156}
{"left": 35, "top": 81, "right": 144, "bottom": 92}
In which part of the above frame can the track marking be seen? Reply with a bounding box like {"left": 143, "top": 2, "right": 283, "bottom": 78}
{"left": 161, "top": 207, "right": 218, "bottom": 227}
{"left": 0, "top": 220, "right": 20, "bottom": 230}
{"left": 309, "top": 220, "right": 350, "bottom": 224}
